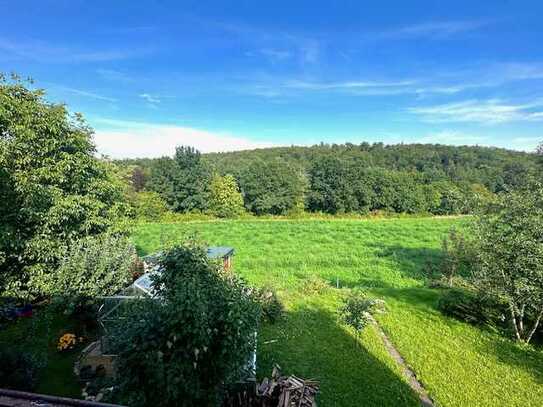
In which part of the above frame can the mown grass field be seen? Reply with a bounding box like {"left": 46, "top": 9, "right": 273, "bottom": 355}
{"left": 134, "top": 218, "right": 543, "bottom": 407}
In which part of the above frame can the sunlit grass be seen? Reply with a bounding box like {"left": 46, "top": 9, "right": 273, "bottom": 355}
{"left": 134, "top": 218, "right": 543, "bottom": 407}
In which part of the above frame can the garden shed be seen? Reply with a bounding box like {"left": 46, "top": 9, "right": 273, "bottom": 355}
{"left": 206, "top": 246, "right": 234, "bottom": 270}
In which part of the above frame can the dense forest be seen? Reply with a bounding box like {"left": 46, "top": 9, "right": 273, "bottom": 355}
{"left": 117, "top": 143, "right": 541, "bottom": 217}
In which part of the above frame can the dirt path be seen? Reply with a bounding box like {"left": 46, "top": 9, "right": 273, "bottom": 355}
{"left": 370, "top": 316, "right": 435, "bottom": 407}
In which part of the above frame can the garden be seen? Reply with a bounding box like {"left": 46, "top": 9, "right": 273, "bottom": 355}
{"left": 2, "top": 75, "right": 543, "bottom": 406}
{"left": 135, "top": 217, "right": 543, "bottom": 406}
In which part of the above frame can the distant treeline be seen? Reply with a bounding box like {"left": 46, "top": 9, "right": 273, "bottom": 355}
{"left": 116, "top": 143, "right": 541, "bottom": 217}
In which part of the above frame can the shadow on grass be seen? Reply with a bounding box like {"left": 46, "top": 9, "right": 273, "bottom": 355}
{"left": 366, "top": 243, "right": 444, "bottom": 282}
{"left": 477, "top": 329, "right": 543, "bottom": 385}
{"left": 369, "top": 287, "right": 543, "bottom": 386}
{"left": 257, "top": 302, "right": 421, "bottom": 407}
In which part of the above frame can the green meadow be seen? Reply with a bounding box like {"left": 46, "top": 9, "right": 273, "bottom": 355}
{"left": 134, "top": 218, "right": 543, "bottom": 407}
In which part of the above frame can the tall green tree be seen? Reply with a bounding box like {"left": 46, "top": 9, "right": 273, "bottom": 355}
{"left": 238, "top": 159, "right": 305, "bottom": 215}
{"left": 149, "top": 146, "right": 210, "bottom": 212}
{"left": 0, "top": 75, "right": 129, "bottom": 298}
{"left": 209, "top": 174, "right": 245, "bottom": 218}
{"left": 307, "top": 156, "right": 358, "bottom": 214}
{"left": 473, "top": 182, "right": 543, "bottom": 343}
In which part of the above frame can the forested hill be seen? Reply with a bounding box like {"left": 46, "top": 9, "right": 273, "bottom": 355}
{"left": 117, "top": 143, "right": 541, "bottom": 216}
{"left": 203, "top": 143, "right": 537, "bottom": 190}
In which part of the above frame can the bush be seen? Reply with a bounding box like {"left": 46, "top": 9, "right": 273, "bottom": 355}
{"left": 340, "top": 290, "right": 386, "bottom": 337}
{"left": 130, "top": 191, "right": 170, "bottom": 221}
{"left": 109, "top": 242, "right": 261, "bottom": 407}
{"left": 302, "top": 275, "right": 330, "bottom": 295}
{"left": 255, "top": 287, "right": 284, "bottom": 323}
{"left": 440, "top": 228, "right": 476, "bottom": 286}
{"left": 30, "top": 234, "right": 136, "bottom": 306}
{"left": 0, "top": 349, "right": 42, "bottom": 391}
{"left": 437, "top": 288, "right": 506, "bottom": 329}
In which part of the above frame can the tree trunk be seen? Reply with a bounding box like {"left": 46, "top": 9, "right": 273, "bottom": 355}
{"left": 508, "top": 302, "right": 522, "bottom": 341}
{"left": 526, "top": 308, "right": 543, "bottom": 344}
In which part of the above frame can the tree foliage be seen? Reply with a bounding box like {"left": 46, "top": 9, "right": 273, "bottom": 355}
{"left": 472, "top": 182, "right": 543, "bottom": 343}
{"left": 340, "top": 290, "right": 386, "bottom": 336}
{"left": 117, "top": 142, "right": 537, "bottom": 216}
{"left": 148, "top": 146, "right": 210, "bottom": 212}
{"left": 109, "top": 243, "right": 261, "bottom": 407}
{"left": 30, "top": 234, "right": 136, "bottom": 302}
{"left": 238, "top": 159, "right": 306, "bottom": 215}
{"left": 0, "top": 75, "right": 130, "bottom": 298}
{"left": 129, "top": 191, "right": 170, "bottom": 221}
{"left": 209, "top": 174, "right": 245, "bottom": 218}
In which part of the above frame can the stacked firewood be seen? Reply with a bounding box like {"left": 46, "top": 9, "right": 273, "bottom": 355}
{"left": 223, "top": 366, "right": 319, "bottom": 407}
{"left": 257, "top": 366, "right": 319, "bottom": 407}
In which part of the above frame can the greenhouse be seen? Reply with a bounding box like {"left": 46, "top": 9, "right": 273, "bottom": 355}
{"left": 96, "top": 247, "right": 235, "bottom": 353}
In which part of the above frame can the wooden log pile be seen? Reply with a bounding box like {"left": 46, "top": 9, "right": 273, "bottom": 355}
{"left": 223, "top": 366, "right": 319, "bottom": 407}
{"left": 257, "top": 365, "right": 319, "bottom": 407}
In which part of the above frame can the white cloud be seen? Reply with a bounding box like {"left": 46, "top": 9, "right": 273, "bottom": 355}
{"left": 139, "top": 93, "right": 161, "bottom": 106}
{"left": 416, "top": 130, "right": 490, "bottom": 146}
{"left": 96, "top": 68, "right": 133, "bottom": 83}
{"left": 381, "top": 20, "right": 491, "bottom": 40}
{"left": 48, "top": 85, "right": 117, "bottom": 102}
{"left": 408, "top": 99, "right": 543, "bottom": 124}
{"left": 0, "top": 37, "right": 150, "bottom": 63}
{"left": 285, "top": 79, "right": 415, "bottom": 90}
{"left": 257, "top": 48, "right": 292, "bottom": 62}
{"left": 93, "top": 122, "right": 277, "bottom": 158}
{"left": 281, "top": 79, "right": 473, "bottom": 96}
{"left": 300, "top": 40, "right": 320, "bottom": 64}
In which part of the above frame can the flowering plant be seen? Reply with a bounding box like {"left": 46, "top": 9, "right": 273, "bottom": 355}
{"left": 57, "top": 333, "right": 83, "bottom": 351}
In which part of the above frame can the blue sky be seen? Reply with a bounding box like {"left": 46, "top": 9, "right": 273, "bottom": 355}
{"left": 2, "top": 0, "right": 543, "bottom": 157}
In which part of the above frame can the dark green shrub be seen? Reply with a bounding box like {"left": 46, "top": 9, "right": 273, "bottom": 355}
{"left": 0, "top": 349, "right": 42, "bottom": 391}
{"left": 256, "top": 287, "right": 284, "bottom": 323}
{"left": 440, "top": 228, "right": 476, "bottom": 286}
{"left": 39, "top": 234, "right": 136, "bottom": 309}
{"left": 437, "top": 288, "right": 506, "bottom": 329}
{"left": 109, "top": 242, "right": 261, "bottom": 407}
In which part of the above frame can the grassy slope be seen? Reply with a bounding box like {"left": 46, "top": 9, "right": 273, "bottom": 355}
{"left": 134, "top": 218, "right": 543, "bottom": 407}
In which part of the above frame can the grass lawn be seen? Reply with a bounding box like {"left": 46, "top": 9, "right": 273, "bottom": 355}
{"left": 134, "top": 217, "right": 543, "bottom": 407}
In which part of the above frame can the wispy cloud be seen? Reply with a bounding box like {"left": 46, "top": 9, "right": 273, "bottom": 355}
{"left": 139, "top": 93, "right": 161, "bottom": 109}
{"left": 285, "top": 79, "right": 416, "bottom": 90}
{"left": 409, "top": 99, "right": 543, "bottom": 124}
{"left": 92, "top": 119, "right": 277, "bottom": 158}
{"left": 299, "top": 40, "right": 321, "bottom": 64}
{"left": 139, "top": 93, "right": 161, "bottom": 105}
{"left": 49, "top": 85, "right": 117, "bottom": 102}
{"left": 417, "top": 130, "right": 491, "bottom": 146}
{"left": 415, "top": 131, "right": 540, "bottom": 151}
{"left": 253, "top": 48, "right": 292, "bottom": 62}
{"left": 96, "top": 68, "right": 134, "bottom": 83}
{"left": 0, "top": 37, "right": 150, "bottom": 63}
{"left": 280, "top": 78, "right": 476, "bottom": 96}
{"left": 380, "top": 19, "right": 492, "bottom": 40}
